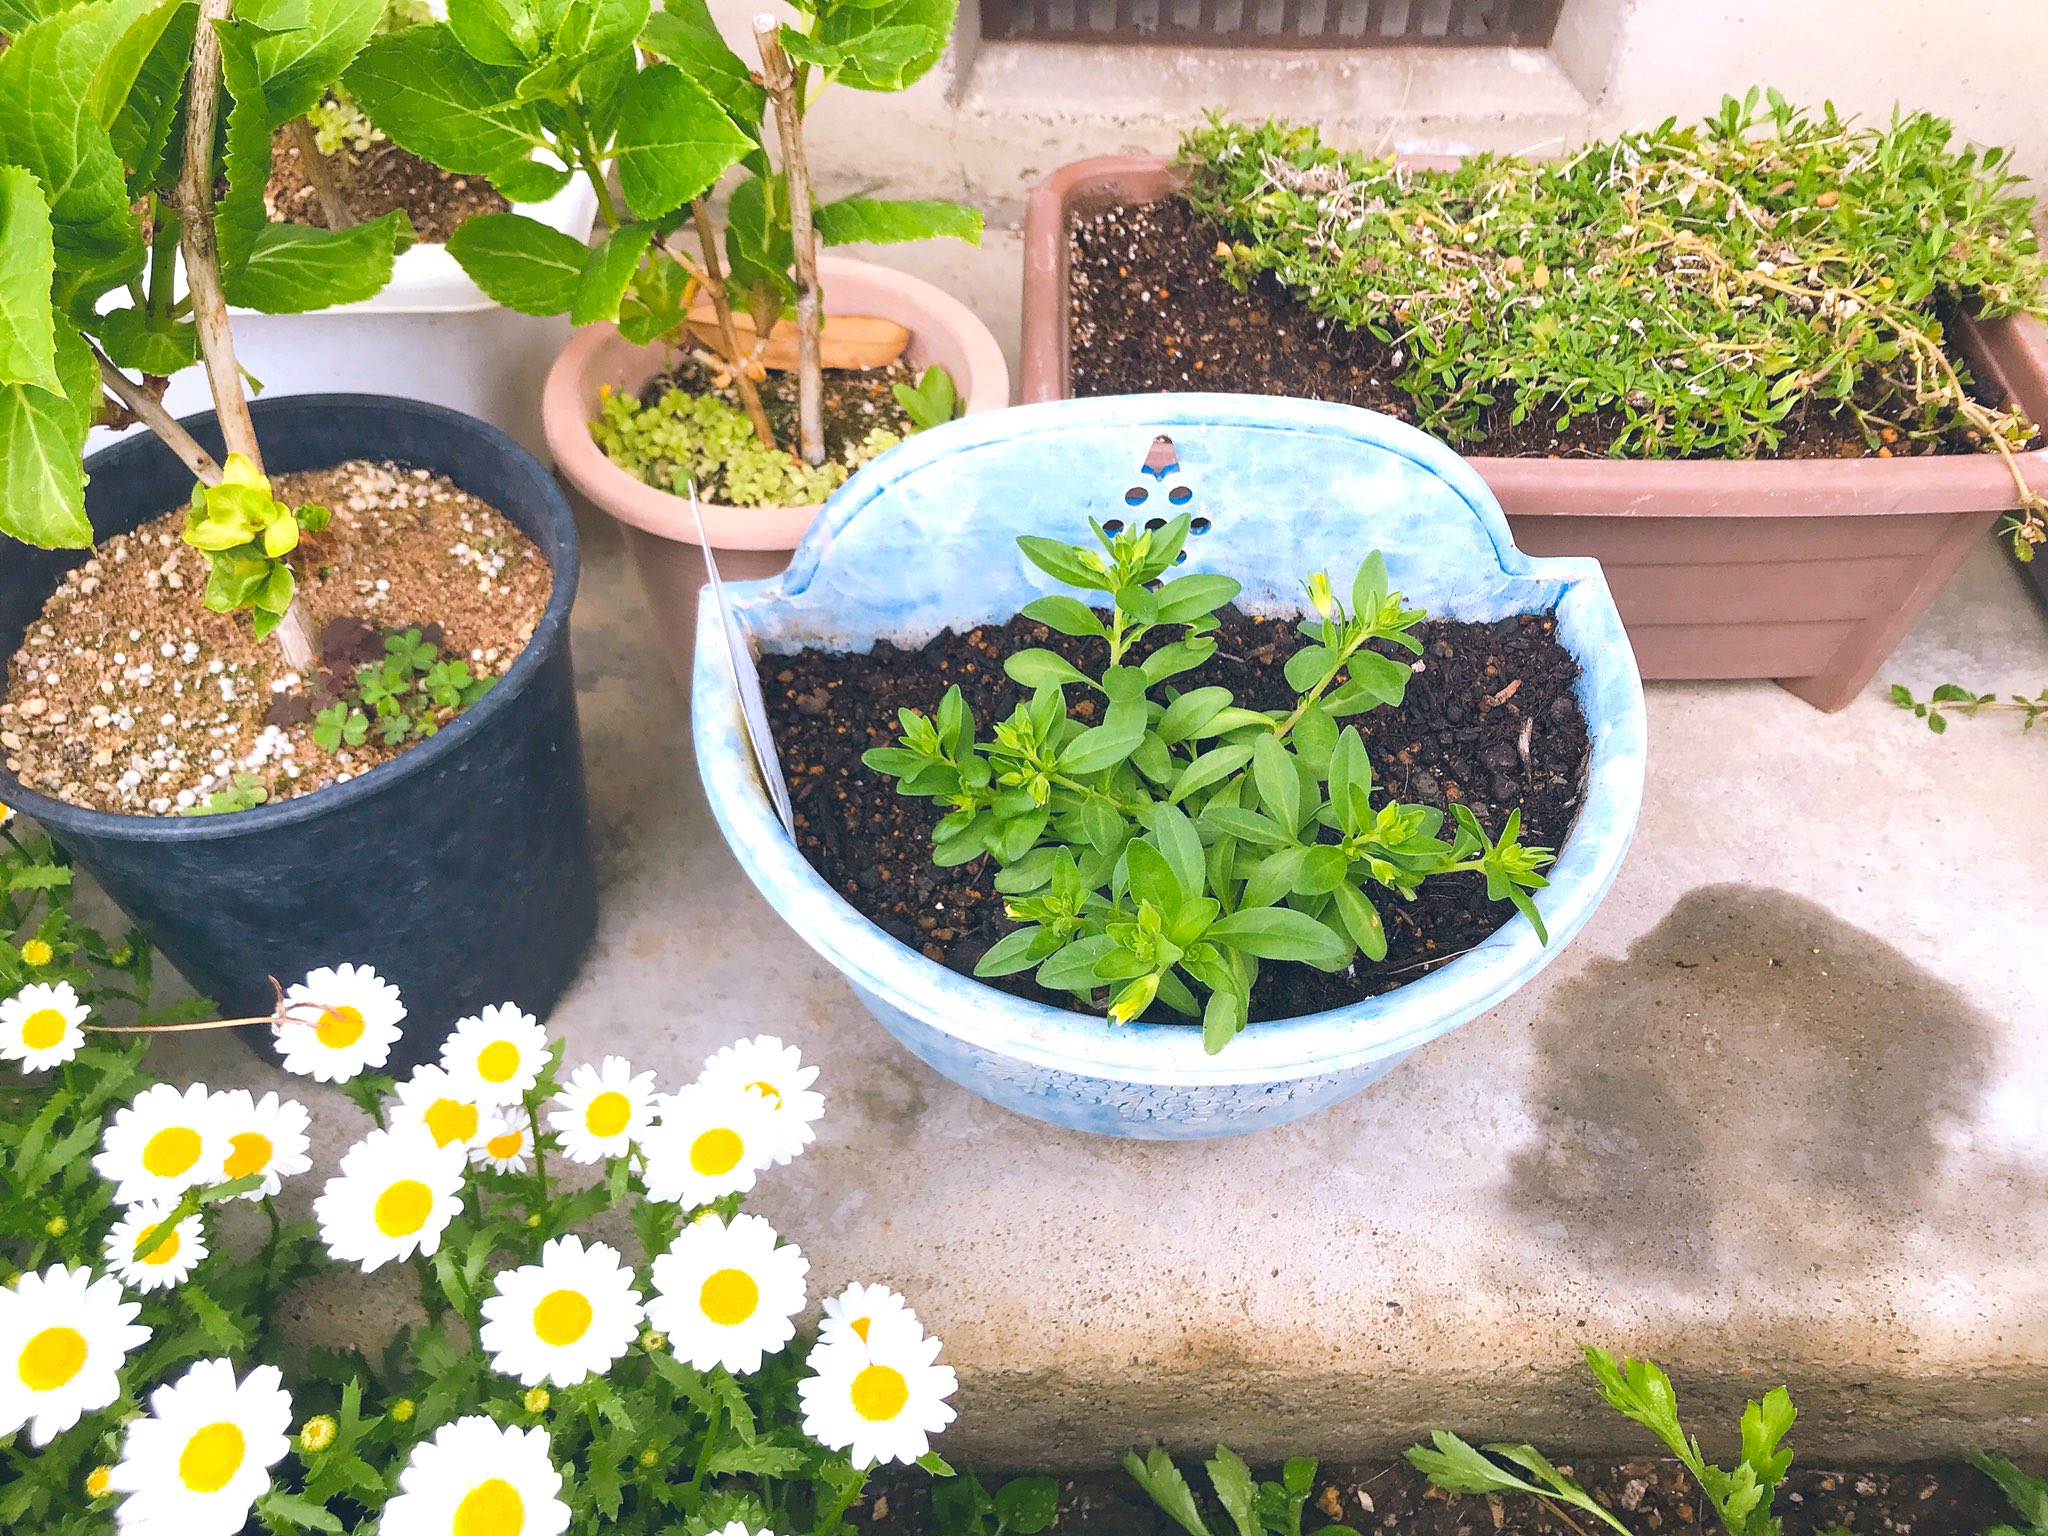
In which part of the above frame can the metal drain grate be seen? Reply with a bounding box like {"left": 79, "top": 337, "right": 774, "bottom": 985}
{"left": 981, "top": 0, "right": 1563, "bottom": 45}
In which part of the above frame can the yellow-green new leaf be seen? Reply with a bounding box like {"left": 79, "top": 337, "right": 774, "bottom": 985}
{"left": 0, "top": 168, "right": 61, "bottom": 395}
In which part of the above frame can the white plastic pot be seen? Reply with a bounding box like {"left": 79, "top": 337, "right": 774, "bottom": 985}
{"left": 89, "top": 179, "right": 599, "bottom": 461}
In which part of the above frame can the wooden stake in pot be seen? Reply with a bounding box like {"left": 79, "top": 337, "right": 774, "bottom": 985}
{"left": 753, "top": 15, "right": 824, "bottom": 467}
{"left": 176, "top": 0, "right": 318, "bottom": 673}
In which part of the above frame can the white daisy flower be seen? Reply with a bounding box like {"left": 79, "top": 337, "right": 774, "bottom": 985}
{"left": 313, "top": 1127, "right": 465, "bottom": 1272}
{"left": 479, "top": 1235, "right": 644, "bottom": 1389}
{"left": 801, "top": 1311, "right": 958, "bottom": 1469}
{"left": 696, "top": 1035, "right": 824, "bottom": 1166}
{"left": 0, "top": 981, "right": 89, "bottom": 1072}
{"left": 210, "top": 1089, "right": 312, "bottom": 1198}
{"left": 818, "top": 1282, "right": 920, "bottom": 1351}
{"left": 637, "top": 1083, "right": 779, "bottom": 1207}
{"left": 471, "top": 1106, "right": 535, "bottom": 1174}
{"left": 0, "top": 1264, "right": 150, "bottom": 1446}
{"left": 108, "top": 1358, "right": 292, "bottom": 1536}
{"left": 440, "top": 1003, "right": 549, "bottom": 1107}
{"left": 380, "top": 1416, "right": 571, "bottom": 1536}
{"left": 545, "top": 1056, "right": 656, "bottom": 1165}
{"left": 711, "top": 1524, "right": 778, "bottom": 1536}
{"left": 390, "top": 1065, "right": 486, "bottom": 1152}
{"left": 275, "top": 964, "right": 405, "bottom": 1083}
{"left": 93, "top": 1083, "right": 225, "bottom": 1207}
{"left": 646, "top": 1212, "right": 807, "bottom": 1376}
{"left": 103, "top": 1203, "right": 208, "bottom": 1293}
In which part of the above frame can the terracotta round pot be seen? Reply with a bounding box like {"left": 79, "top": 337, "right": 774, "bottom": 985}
{"left": 543, "top": 255, "right": 1011, "bottom": 684}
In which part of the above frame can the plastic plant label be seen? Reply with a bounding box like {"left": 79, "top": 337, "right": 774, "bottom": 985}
{"left": 692, "top": 489, "right": 796, "bottom": 836}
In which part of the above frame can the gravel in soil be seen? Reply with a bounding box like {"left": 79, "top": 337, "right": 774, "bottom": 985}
{"left": 763, "top": 607, "right": 1587, "bottom": 1025}
{"left": 864, "top": 1456, "right": 2016, "bottom": 1535}
{"left": 1, "top": 462, "right": 550, "bottom": 815}
{"left": 648, "top": 353, "right": 919, "bottom": 459}
{"left": 267, "top": 126, "right": 508, "bottom": 242}
{"left": 1070, "top": 197, "right": 1989, "bottom": 461}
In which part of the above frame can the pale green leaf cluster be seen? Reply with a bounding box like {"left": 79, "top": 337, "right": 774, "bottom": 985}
{"left": 0, "top": 0, "right": 410, "bottom": 550}
{"left": 180, "top": 452, "right": 332, "bottom": 637}
{"left": 1125, "top": 1444, "right": 1346, "bottom": 1536}
{"left": 864, "top": 518, "right": 1553, "bottom": 1051}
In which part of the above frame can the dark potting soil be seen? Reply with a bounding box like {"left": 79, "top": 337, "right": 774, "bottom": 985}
{"left": 763, "top": 608, "right": 1587, "bottom": 1025}
{"left": 1069, "top": 197, "right": 1990, "bottom": 461}
{"left": 862, "top": 1456, "right": 2017, "bottom": 1536}
{"left": 649, "top": 354, "right": 919, "bottom": 458}
{"left": 267, "top": 125, "right": 508, "bottom": 242}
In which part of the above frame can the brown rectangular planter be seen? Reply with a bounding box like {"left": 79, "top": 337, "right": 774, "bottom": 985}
{"left": 1022, "top": 156, "right": 2048, "bottom": 710}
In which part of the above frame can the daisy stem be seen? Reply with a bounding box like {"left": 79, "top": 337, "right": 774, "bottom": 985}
{"left": 685, "top": 1377, "right": 725, "bottom": 1494}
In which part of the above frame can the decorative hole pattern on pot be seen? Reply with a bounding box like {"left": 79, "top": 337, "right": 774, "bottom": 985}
{"left": 1168, "top": 485, "right": 1193, "bottom": 506}
{"left": 1102, "top": 518, "right": 1126, "bottom": 535}
{"left": 1144, "top": 517, "right": 1167, "bottom": 532}
{"left": 1124, "top": 486, "right": 1148, "bottom": 506}
{"left": 1191, "top": 516, "right": 1212, "bottom": 535}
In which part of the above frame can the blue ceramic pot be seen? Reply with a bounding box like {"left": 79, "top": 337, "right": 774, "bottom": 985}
{"left": 693, "top": 395, "right": 1647, "bottom": 1138}
{"left": 0, "top": 395, "right": 597, "bottom": 1051}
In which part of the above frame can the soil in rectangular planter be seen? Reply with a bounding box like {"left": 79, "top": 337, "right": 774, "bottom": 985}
{"left": 763, "top": 607, "right": 1588, "bottom": 1025}
{"left": 864, "top": 1455, "right": 2014, "bottom": 1536}
{"left": 1070, "top": 198, "right": 1991, "bottom": 462}
{"left": 267, "top": 126, "right": 508, "bottom": 242}
{"left": 1, "top": 463, "right": 549, "bottom": 815}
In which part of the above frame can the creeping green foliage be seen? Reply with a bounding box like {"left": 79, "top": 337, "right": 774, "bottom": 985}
{"left": 1125, "top": 1445, "right": 1348, "bottom": 1536}
{"left": 1408, "top": 1346, "right": 1800, "bottom": 1536}
{"left": 1972, "top": 1453, "right": 2048, "bottom": 1536}
{"left": 590, "top": 381, "right": 900, "bottom": 507}
{"left": 1891, "top": 681, "right": 2046, "bottom": 733}
{"left": 893, "top": 364, "right": 959, "bottom": 433}
{"left": 175, "top": 772, "right": 271, "bottom": 817}
{"left": 926, "top": 1466, "right": 1062, "bottom": 1536}
{"left": 1181, "top": 92, "right": 2048, "bottom": 554}
{"left": 181, "top": 453, "right": 333, "bottom": 639}
{"left": 864, "top": 518, "right": 1552, "bottom": 1051}
{"left": 310, "top": 626, "right": 496, "bottom": 753}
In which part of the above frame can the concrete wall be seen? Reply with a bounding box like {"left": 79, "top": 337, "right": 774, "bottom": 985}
{"left": 712, "top": 0, "right": 2048, "bottom": 224}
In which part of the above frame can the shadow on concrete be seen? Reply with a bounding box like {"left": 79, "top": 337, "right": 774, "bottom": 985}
{"left": 1510, "top": 882, "right": 2002, "bottom": 1285}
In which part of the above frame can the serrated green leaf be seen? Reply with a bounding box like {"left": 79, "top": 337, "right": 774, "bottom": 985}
{"left": 1125, "top": 1448, "right": 1213, "bottom": 1536}
{"left": 93, "top": 305, "right": 198, "bottom": 376}
{"left": 254, "top": 0, "right": 382, "bottom": 123}
{"left": 637, "top": 0, "right": 764, "bottom": 127}
{"left": 224, "top": 212, "right": 411, "bottom": 312}
{"left": 1205, "top": 1445, "right": 1258, "bottom": 1536}
{"left": 445, "top": 210, "right": 589, "bottom": 315}
{"left": 571, "top": 222, "right": 654, "bottom": 325}
{"left": 0, "top": 167, "right": 60, "bottom": 394}
{"left": 0, "top": 316, "right": 95, "bottom": 549}
{"left": 814, "top": 196, "right": 982, "bottom": 246}
{"left": 814, "top": 0, "right": 953, "bottom": 91}
{"left": 344, "top": 23, "right": 544, "bottom": 176}
{"left": 611, "top": 61, "right": 751, "bottom": 219}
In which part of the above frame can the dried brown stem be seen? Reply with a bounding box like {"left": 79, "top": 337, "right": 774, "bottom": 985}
{"left": 95, "top": 347, "right": 222, "bottom": 484}
{"left": 176, "top": 0, "right": 316, "bottom": 673}
{"left": 288, "top": 116, "right": 357, "bottom": 231}
{"left": 753, "top": 15, "right": 823, "bottom": 466}
{"left": 688, "top": 198, "right": 776, "bottom": 450}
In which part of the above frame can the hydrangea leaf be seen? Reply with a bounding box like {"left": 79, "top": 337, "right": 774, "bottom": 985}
{"left": 343, "top": 23, "right": 545, "bottom": 177}
{"left": 0, "top": 317, "right": 98, "bottom": 549}
{"left": 445, "top": 211, "right": 589, "bottom": 316}
{"left": 224, "top": 213, "right": 413, "bottom": 312}
{"left": 611, "top": 62, "right": 752, "bottom": 220}
{"left": 0, "top": 167, "right": 61, "bottom": 395}
{"left": 815, "top": 197, "right": 982, "bottom": 247}
{"left": 253, "top": 0, "right": 385, "bottom": 125}
{"left": 637, "top": 0, "right": 763, "bottom": 127}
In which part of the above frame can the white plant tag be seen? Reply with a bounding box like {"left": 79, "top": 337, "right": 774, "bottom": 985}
{"left": 693, "top": 489, "right": 796, "bottom": 837}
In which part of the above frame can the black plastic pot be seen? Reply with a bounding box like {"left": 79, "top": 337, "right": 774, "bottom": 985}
{"left": 0, "top": 394, "right": 598, "bottom": 1046}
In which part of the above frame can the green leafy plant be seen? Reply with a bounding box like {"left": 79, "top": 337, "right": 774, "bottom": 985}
{"left": 1972, "top": 1453, "right": 2048, "bottom": 1536}
{"left": 928, "top": 1467, "right": 1062, "bottom": 1536}
{"left": 864, "top": 516, "right": 1553, "bottom": 1052}
{"left": 1180, "top": 92, "right": 2048, "bottom": 557}
{"left": 1407, "top": 1346, "right": 1800, "bottom": 1536}
{"left": 309, "top": 627, "right": 496, "bottom": 753}
{"left": 893, "top": 365, "right": 960, "bottom": 433}
{"left": 1891, "top": 681, "right": 2046, "bottom": 733}
{"left": 175, "top": 772, "right": 270, "bottom": 817}
{"left": 180, "top": 452, "right": 334, "bottom": 640}
{"left": 1125, "top": 1445, "right": 1345, "bottom": 1536}
{"left": 346, "top": 0, "right": 980, "bottom": 496}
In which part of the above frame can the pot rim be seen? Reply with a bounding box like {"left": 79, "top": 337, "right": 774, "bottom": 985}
{"left": 1020, "top": 155, "right": 2048, "bottom": 512}
{"left": 543, "top": 254, "right": 1013, "bottom": 551}
{"left": 0, "top": 393, "right": 580, "bottom": 843}
{"left": 693, "top": 392, "right": 1650, "bottom": 1088}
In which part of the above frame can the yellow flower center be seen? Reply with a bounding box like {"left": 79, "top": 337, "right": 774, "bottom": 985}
{"left": 476, "top": 1041, "right": 521, "bottom": 1083}
{"left": 136, "top": 1222, "right": 181, "bottom": 1267}
{"left": 20, "top": 1008, "right": 67, "bottom": 1051}
{"left": 486, "top": 1129, "right": 525, "bottom": 1161}
{"left": 315, "top": 1005, "right": 365, "bottom": 1048}
{"left": 142, "top": 1126, "right": 202, "bottom": 1178}
{"left": 374, "top": 1179, "right": 434, "bottom": 1237}
{"left": 851, "top": 1316, "right": 872, "bottom": 1343}
{"left": 748, "top": 1080, "right": 783, "bottom": 1108}
{"left": 689, "top": 1128, "right": 742, "bottom": 1176}
{"left": 20, "top": 939, "right": 52, "bottom": 968}
{"left": 424, "top": 1098, "right": 478, "bottom": 1148}
{"left": 699, "top": 1267, "right": 759, "bottom": 1326}
{"left": 85, "top": 1466, "right": 112, "bottom": 1498}
{"left": 532, "top": 1288, "right": 593, "bottom": 1347}
{"left": 178, "top": 1421, "right": 246, "bottom": 1493}
{"left": 17, "top": 1326, "right": 87, "bottom": 1391}
{"left": 454, "top": 1477, "right": 525, "bottom": 1536}
{"left": 850, "top": 1364, "right": 909, "bottom": 1422}
{"left": 583, "top": 1091, "right": 631, "bottom": 1139}
{"left": 224, "top": 1131, "right": 273, "bottom": 1180}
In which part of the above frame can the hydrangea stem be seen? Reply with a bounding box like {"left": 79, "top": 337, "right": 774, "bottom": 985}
{"left": 287, "top": 116, "right": 356, "bottom": 231}
{"left": 689, "top": 199, "right": 776, "bottom": 451}
{"left": 753, "top": 15, "right": 823, "bottom": 466}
